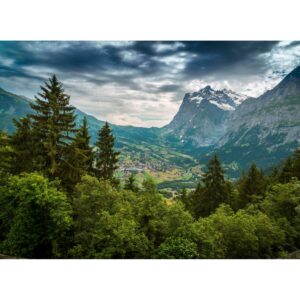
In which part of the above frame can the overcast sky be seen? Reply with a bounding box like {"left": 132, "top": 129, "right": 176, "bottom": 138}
{"left": 0, "top": 41, "right": 300, "bottom": 127}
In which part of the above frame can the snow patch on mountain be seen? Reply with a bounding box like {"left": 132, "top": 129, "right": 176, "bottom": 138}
{"left": 209, "top": 100, "right": 235, "bottom": 111}
{"left": 190, "top": 95, "right": 204, "bottom": 104}
{"left": 222, "top": 89, "right": 249, "bottom": 105}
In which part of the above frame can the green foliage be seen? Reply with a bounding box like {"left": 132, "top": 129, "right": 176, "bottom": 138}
{"left": 191, "top": 217, "right": 226, "bottom": 258}
{"left": 142, "top": 177, "right": 157, "bottom": 193}
{"left": 0, "top": 173, "right": 72, "bottom": 258}
{"left": 91, "top": 203, "right": 150, "bottom": 258}
{"left": 262, "top": 180, "right": 300, "bottom": 221}
{"left": 124, "top": 173, "right": 139, "bottom": 192}
{"left": 71, "top": 175, "right": 115, "bottom": 254}
{"left": 0, "top": 130, "right": 14, "bottom": 172}
{"left": 194, "top": 155, "right": 231, "bottom": 217}
{"left": 156, "top": 237, "right": 198, "bottom": 259}
{"left": 70, "top": 175, "right": 151, "bottom": 258}
{"left": 279, "top": 149, "right": 300, "bottom": 183}
{"left": 201, "top": 204, "right": 285, "bottom": 258}
{"left": 29, "top": 75, "right": 76, "bottom": 178}
{"left": 237, "top": 163, "right": 266, "bottom": 208}
{"left": 10, "top": 117, "right": 35, "bottom": 173}
{"left": 261, "top": 180, "right": 300, "bottom": 249}
{"left": 62, "top": 117, "right": 94, "bottom": 191}
{"left": 96, "top": 122, "right": 120, "bottom": 181}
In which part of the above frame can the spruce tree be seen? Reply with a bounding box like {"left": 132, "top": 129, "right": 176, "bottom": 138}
{"left": 197, "top": 154, "right": 228, "bottom": 217}
{"left": 29, "top": 75, "right": 76, "bottom": 178}
{"left": 279, "top": 157, "right": 294, "bottom": 183}
{"left": 62, "top": 116, "right": 95, "bottom": 191}
{"left": 10, "top": 117, "right": 34, "bottom": 174}
{"left": 95, "top": 122, "right": 120, "bottom": 181}
{"left": 238, "top": 163, "right": 265, "bottom": 206}
{"left": 72, "top": 116, "right": 94, "bottom": 173}
{"left": 192, "top": 182, "right": 204, "bottom": 217}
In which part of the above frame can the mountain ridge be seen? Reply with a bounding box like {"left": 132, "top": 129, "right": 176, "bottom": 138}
{"left": 1, "top": 65, "right": 300, "bottom": 179}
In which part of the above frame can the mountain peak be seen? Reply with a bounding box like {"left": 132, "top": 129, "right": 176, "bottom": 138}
{"left": 201, "top": 85, "right": 213, "bottom": 91}
{"left": 186, "top": 85, "right": 247, "bottom": 110}
{"left": 267, "top": 64, "right": 300, "bottom": 98}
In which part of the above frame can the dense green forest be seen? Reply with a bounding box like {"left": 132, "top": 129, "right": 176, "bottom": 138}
{"left": 1, "top": 75, "right": 300, "bottom": 259}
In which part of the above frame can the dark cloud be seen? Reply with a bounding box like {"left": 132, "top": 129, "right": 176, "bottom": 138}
{"left": 181, "top": 41, "right": 279, "bottom": 78}
{"left": 0, "top": 41, "right": 299, "bottom": 127}
{"left": 0, "top": 41, "right": 280, "bottom": 84}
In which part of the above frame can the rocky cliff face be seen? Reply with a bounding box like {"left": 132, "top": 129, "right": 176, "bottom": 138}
{"left": 219, "top": 66, "right": 300, "bottom": 149}
{"left": 211, "top": 66, "right": 300, "bottom": 174}
{"left": 164, "top": 85, "right": 247, "bottom": 147}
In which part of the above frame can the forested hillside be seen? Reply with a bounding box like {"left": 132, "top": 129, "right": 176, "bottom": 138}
{"left": 1, "top": 76, "right": 300, "bottom": 259}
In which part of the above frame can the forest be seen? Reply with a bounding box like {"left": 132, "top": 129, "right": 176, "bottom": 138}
{"left": 1, "top": 75, "right": 300, "bottom": 259}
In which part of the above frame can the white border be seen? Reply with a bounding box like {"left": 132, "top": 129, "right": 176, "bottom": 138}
{"left": 0, "top": 260, "right": 300, "bottom": 300}
{"left": 0, "top": 0, "right": 299, "bottom": 40}
{"left": 1, "top": 1, "right": 300, "bottom": 299}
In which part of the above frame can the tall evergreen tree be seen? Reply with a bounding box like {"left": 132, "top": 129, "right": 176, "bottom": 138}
{"left": 238, "top": 163, "right": 265, "bottom": 206}
{"left": 29, "top": 75, "right": 76, "bottom": 178}
{"left": 72, "top": 116, "right": 94, "bottom": 173}
{"left": 197, "top": 154, "right": 228, "bottom": 217}
{"left": 279, "top": 157, "right": 294, "bottom": 183}
{"left": 62, "top": 116, "right": 95, "bottom": 191}
{"left": 95, "top": 122, "right": 120, "bottom": 181}
{"left": 10, "top": 117, "right": 34, "bottom": 174}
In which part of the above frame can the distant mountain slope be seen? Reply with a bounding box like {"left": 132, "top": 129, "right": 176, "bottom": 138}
{"left": 0, "top": 88, "right": 33, "bottom": 132}
{"left": 164, "top": 85, "right": 248, "bottom": 147}
{"left": 211, "top": 66, "right": 300, "bottom": 175}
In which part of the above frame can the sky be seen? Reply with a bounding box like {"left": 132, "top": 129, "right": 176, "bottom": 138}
{"left": 0, "top": 41, "right": 300, "bottom": 127}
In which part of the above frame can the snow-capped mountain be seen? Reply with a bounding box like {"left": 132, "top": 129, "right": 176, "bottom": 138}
{"left": 187, "top": 85, "right": 247, "bottom": 110}
{"left": 164, "top": 85, "right": 248, "bottom": 147}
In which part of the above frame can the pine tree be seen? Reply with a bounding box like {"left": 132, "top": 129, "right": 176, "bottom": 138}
{"left": 238, "top": 162, "right": 265, "bottom": 206}
{"left": 29, "top": 75, "right": 76, "bottom": 178}
{"left": 189, "top": 182, "right": 203, "bottom": 217}
{"left": 270, "top": 166, "right": 280, "bottom": 183}
{"left": 197, "top": 154, "right": 228, "bottom": 217}
{"left": 95, "top": 122, "right": 120, "bottom": 181}
{"left": 72, "top": 116, "right": 94, "bottom": 173}
{"left": 124, "top": 173, "right": 139, "bottom": 192}
{"left": 62, "top": 116, "right": 95, "bottom": 191}
{"left": 10, "top": 117, "right": 35, "bottom": 173}
{"left": 279, "top": 157, "right": 294, "bottom": 183}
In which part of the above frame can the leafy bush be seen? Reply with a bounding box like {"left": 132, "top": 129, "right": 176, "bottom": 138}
{"left": 0, "top": 173, "right": 72, "bottom": 258}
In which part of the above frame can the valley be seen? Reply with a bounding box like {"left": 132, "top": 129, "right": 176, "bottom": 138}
{"left": 1, "top": 65, "right": 300, "bottom": 191}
